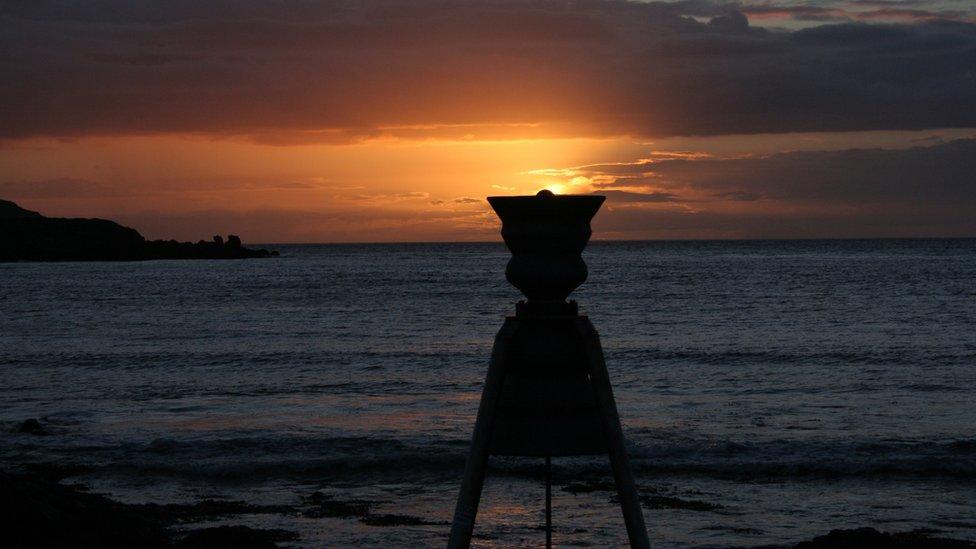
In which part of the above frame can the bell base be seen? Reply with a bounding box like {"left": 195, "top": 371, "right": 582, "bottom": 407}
{"left": 488, "top": 365, "right": 609, "bottom": 457}
{"left": 447, "top": 315, "right": 650, "bottom": 548}
{"left": 488, "top": 408, "right": 609, "bottom": 457}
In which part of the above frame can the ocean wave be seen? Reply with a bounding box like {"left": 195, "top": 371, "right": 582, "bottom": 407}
{"left": 2, "top": 348, "right": 487, "bottom": 369}
{"left": 608, "top": 348, "right": 976, "bottom": 367}
{"left": 7, "top": 432, "right": 976, "bottom": 484}
{"left": 626, "top": 437, "right": 976, "bottom": 479}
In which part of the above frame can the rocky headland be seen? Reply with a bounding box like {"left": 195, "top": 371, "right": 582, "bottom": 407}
{"left": 0, "top": 199, "right": 277, "bottom": 262}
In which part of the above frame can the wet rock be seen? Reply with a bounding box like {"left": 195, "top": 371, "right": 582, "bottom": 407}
{"left": 302, "top": 491, "right": 373, "bottom": 518}
{"left": 793, "top": 527, "right": 976, "bottom": 548}
{"left": 1, "top": 471, "right": 169, "bottom": 548}
{"left": 174, "top": 525, "right": 297, "bottom": 549}
{"left": 21, "top": 462, "right": 92, "bottom": 482}
{"left": 299, "top": 491, "right": 446, "bottom": 527}
{"left": 145, "top": 438, "right": 178, "bottom": 454}
{"left": 566, "top": 480, "right": 723, "bottom": 512}
{"left": 950, "top": 440, "right": 976, "bottom": 453}
{"left": 136, "top": 499, "right": 295, "bottom": 523}
{"left": 1, "top": 469, "right": 303, "bottom": 548}
{"left": 360, "top": 513, "right": 448, "bottom": 527}
{"left": 13, "top": 418, "right": 49, "bottom": 435}
{"left": 638, "top": 494, "right": 723, "bottom": 512}
{"left": 562, "top": 480, "right": 617, "bottom": 494}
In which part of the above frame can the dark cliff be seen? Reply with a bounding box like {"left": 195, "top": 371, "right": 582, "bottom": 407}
{"left": 0, "top": 200, "right": 277, "bottom": 262}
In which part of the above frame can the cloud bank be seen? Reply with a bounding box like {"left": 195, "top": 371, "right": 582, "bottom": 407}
{"left": 2, "top": 0, "right": 975, "bottom": 142}
{"left": 571, "top": 138, "right": 976, "bottom": 238}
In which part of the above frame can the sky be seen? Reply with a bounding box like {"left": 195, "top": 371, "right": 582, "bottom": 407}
{"left": 1, "top": 0, "right": 974, "bottom": 242}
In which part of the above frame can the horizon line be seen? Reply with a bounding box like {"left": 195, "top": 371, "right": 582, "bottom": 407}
{"left": 252, "top": 236, "right": 976, "bottom": 246}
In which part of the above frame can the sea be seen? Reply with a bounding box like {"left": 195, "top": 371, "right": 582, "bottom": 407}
{"left": 1, "top": 240, "right": 975, "bottom": 547}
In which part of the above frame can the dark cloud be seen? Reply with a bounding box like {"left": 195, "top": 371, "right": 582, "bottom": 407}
{"left": 673, "top": 0, "right": 973, "bottom": 22}
{"left": 640, "top": 138, "right": 976, "bottom": 205}
{"left": 597, "top": 190, "right": 683, "bottom": 203}
{"left": 712, "top": 190, "right": 763, "bottom": 201}
{"left": 582, "top": 139, "right": 976, "bottom": 238}
{"left": 724, "top": 1, "right": 970, "bottom": 23}
{"left": 857, "top": 8, "right": 969, "bottom": 20}
{"left": 910, "top": 134, "right": 945, "bottom": 144}
{"left": 850, "top": 1, "right": 931, "bottom": 5}
{"left": 593, "top": 205, "right": 974, "bottom": 239}
{"left": 2, "top": 1, "right": 975, "bottom": 142}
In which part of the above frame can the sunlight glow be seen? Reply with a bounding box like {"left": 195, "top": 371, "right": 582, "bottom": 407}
{"left": 538, "top": 183, "right": 567, "bottom": 195}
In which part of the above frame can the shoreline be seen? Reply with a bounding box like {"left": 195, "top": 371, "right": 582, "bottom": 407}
{"left": 4, "top": 467, "right": 973, "bottom": 548}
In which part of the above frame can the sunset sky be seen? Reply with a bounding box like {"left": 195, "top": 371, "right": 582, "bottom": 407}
{"left": 2, "top": 0, "right": 974, "bottom": 242}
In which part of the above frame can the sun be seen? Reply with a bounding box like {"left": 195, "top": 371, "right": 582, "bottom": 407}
{"left": 538, "top": 183, "right": 567, "bottom": 195}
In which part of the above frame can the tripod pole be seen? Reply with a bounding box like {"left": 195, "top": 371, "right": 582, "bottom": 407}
{"left": 545, "top": 456, "right": 552, "bottom": 549}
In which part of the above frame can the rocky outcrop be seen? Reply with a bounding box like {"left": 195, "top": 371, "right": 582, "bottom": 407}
{"left": 793, "top": 527, "right": 976, "bottom": 548}
{"left": 0, "top": 200, "right": 277, "bottom": 261}
{"left": 1, "top": 471, "right": 171, "bottom": 549}
{"left": 0, "top": 471, "right": 298, "bottom": 548}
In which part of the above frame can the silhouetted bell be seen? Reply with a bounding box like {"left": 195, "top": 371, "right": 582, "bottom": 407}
{"left": 485, "top": 190, "right": 607, "bottom": 456}
{"left": 490, "top": 189, "right": 603, "bottom": 305}
{"left": 449, "top": 190, "right": 649, "bottom": 548}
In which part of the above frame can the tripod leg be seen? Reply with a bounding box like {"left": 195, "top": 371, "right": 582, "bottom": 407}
{"left": 575, "top": 319, "right": 651, "bottom": 549}
{"left": 545, "top": 456, "right": 552, "bottom": 549}
{"left": 448, "top": 320, "right": 518, "bottom": 549}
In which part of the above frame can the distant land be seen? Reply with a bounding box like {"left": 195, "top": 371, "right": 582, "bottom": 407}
{"left": 0, "top": 200, "right": 277, "bottom": 262}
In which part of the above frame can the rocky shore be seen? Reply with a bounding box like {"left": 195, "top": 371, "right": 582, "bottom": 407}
{"left": 2, "top": 468, "right": 293, "bottom": 549}
{"left": 2, "top": 465, "right": 973, "bottom": 548}
{"left": 0, "top": 199, "right": 277, "bottom": 261}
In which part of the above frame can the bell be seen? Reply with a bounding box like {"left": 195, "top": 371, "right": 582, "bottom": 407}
{"left": 447, "top": 191, "right": 650, "bottom": 548}
{"left": 487, "top": 191, "right": 608, "bottom": 457}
